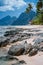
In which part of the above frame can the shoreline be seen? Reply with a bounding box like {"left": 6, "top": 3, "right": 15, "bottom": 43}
{"left": 0, "top": 25, "right": 43, "bottom": 65}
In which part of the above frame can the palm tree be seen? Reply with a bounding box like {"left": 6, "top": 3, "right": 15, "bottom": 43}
{"left": 36, "top": 0, "right": 43, "bottom": 13}
{"left": 25, "top": 3, "right": 32, "bottom": 13}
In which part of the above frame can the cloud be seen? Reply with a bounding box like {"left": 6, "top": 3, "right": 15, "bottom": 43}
{"left": 31, "top": 2, "right": 36, "bottom": 12}
{"left": 0, "top": 6, "right": 14, "bottom": 11}
{"left": 0, "top": 0, "right": 26, "bottom": 11}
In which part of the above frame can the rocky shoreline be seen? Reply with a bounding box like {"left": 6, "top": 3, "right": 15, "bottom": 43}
{"left": 0, "top": 26, "right": 43, "bottom": 65}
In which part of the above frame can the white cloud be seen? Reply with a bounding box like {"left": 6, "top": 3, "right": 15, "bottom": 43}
{"left": 0, "top": 6, "right": 14, "bottom": 11}
{"left": 0, "top": 0, "right": 36, "bottom": 12}
{"left": 31, "top": 3, "right": 36, "bottom": 12}
{"left": 0, "top": 0, "right": 26, "bottom": 11}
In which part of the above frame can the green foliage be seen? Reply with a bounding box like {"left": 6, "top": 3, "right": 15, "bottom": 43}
{"left": 36, "top": 0, "right": 43, "bottom": 13}
{"left": 31, "top": 12, "right": 43, "bottom": 25}
{"left": 31, "top": 0, "right": 43, "bottom": 25}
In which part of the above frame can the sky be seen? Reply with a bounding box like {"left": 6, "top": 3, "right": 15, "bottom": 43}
{"left": 0, "top": 0, "right": 38, "bottom": 19}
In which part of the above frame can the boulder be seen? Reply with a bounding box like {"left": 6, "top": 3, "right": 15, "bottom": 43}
{"left": 38, "top": 42, "right": 43, "bottom": 51}
{"left": 33, "top": 41, "right": 43, "bottom": 51}
{"left": 9, "top": 36, "right": 19, "bottom": 43}
{"left": 23, "top": 42, "right": 33, "bottom": 54}
{"left": 4, "top": 30, "right": 19, "bottom": 37}
{"left": 8, "top": 44, "right": 25, "bottom": 56}
{"left": 4, "top": 30, "right": 14, "bottom": 37}
{"left": 8, "top": 41, "right": 33, "bottom": 56}
{"left": 33, "top": 43, "right": 40, "bottom": 50}
{"left": 29, "top": 48, "right": 38, "bottom": 56}
{"left": 5, "top": 55, "right": 19, "bottom": 61}
{"left": 0, "top": 37, "right": 9, "bottom": 47}
{"left": 0, "top": 55, "right": 19, "bottom": 61}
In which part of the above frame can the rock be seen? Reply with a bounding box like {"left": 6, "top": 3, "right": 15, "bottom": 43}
{"left": 9, "top": 36, "right": 19, "bottom": 43}
{"left": 33, "top": 43, "right": 40, "bottom": 50}
{"left": 38, "top": 42, "right": 43, "bottom": 51}
{"left": 4, "top": 30, "right": 14, "bottom": 37}
{"left": 0, "top": 37, "right": 9, "bottom": 47}
{"left": 8, "top": 44, "right": 25, "bottom": 56}
{"left": 4, "top": 30, "right": 19, "bottom": 37}
{"left": 8, "top": 41, "right": 33, "bottom": 56}
{"left": 39, "top": 46, "right": 43, "bottom": 51}
{"left": 6, "top": 55, "right": 19, "bottom": 61}
{"left": 29, "top": 48, "right": 38, "bottom": 56}
{"left": 12, "top": 60, "right": 26, "bottom": 65}
{"left": 33, "top": 41, "right": 43, "bottom": 52}
{"left": 19, "top": 60, "right": 26, "bottom": 64}
{"left": 23, "top": 42, "right": 33, "bottom": 54}
{"left": 33, "top": 38, "right": 43, "bottom": 46}
{"left": 0, "top": 55, "right": 19, "bottom": 61}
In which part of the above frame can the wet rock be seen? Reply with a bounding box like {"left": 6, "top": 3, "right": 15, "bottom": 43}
{"left": 5, "top": 55, "right": 19, "bottom": 61}
{"left": 12, "top": 60, "right": 26, "bottom": 65}
{"left": 9, "top": 36, "right": 19, "bottom": 43}
{"left": 8, "top": 44, "right": 25, "bottom": 56}
{"left": 23, "top": 42, "right": 33, "bottom": 54}
{"left": 33, "top": 43, "right": 40, "bottom": 50}
{"left": 0, "top": 37, "right": 9, "bottom": 47}
{"left": 8, "top": 41, "right": 33, "bottom": 56}
{"left": 4, "top": 30, "right": 14, "bottom": 37}
{"left": 0, "top": 55, "right": 19, "bottom": 61}
{"left": 39, "top": 46, "right": 43, "bottom": 51}
{"left": 38, "top": 42, "right": 43, "bottom": 51}
{"left": 29, "top": 48, "right": 38, "bottom": 56}
{"left": 4, "top": 30, "right": 19, "bottom": 37}
{"left": 33, "top": 41, "right": 43, "bottom": 52}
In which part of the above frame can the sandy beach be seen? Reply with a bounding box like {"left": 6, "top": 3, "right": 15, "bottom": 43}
{"left": 0, "top": 25, "right": 43, "bottom": 65}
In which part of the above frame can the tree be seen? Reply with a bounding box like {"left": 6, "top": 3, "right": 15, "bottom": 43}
{"left": 25, "top": 3, "right": 32, "bottom": 13}
{"left": 31, "top": 0, "right": 43, "bottom": 25}
{"left": 36, "top": 0, "right": 43, "bottom": 13}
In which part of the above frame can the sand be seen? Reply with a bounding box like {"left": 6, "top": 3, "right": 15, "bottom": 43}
{"left": 0, "top": 25, "right": 43, "bottom": 65}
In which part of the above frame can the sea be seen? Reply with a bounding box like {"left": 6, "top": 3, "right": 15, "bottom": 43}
{"left": 0, "top": 26, "right": 8, "bottom": 37}
{"left": 0, "top": 26, "right": 16, "bottom": 37}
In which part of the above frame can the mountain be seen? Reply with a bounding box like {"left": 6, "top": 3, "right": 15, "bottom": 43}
{"left": 0, "top": 10, "right": 36, "bottom": 26}
{"left": 12, "top": 10, "right": 36, "bottom": 25}
{"left": 9, "top": 16, "right": 17, "bottom": 25}
{"left": 0, "top": 16, "right": 17, "bottom": 25}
